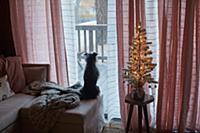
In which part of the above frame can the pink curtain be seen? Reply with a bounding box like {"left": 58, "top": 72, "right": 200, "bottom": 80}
{"left": 9, "top": 0, "right": 69, "bottom": 86}
{"left": 116, "top": 0, "right": 147, "bottom": 130}
{"left": 157, "top": 0, "right": 200, "bottom": 132}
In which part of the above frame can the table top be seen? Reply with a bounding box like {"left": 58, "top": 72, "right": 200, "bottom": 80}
{"left": 125, "top": 93, "right": 154, "bottom": 106}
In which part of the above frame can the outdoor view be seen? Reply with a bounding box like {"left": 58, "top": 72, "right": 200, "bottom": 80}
{"left": 78, "top": 0, "right": 96, "bottom": 23}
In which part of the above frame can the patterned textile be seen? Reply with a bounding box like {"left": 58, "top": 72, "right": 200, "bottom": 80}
{"left": 23, "top": 81, "right": 81, "bottom": 132}
{"left": 0, "top": 75, "right": 15, "bottom": 102}
{"left": 23, "top": 81, "right": 82, "bottom": 96}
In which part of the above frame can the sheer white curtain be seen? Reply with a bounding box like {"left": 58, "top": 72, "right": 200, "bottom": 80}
{"left": 144, "top": 0, "right": 159, "bottom": 127}
{"left": 61, "top": 0, "right": 121, "bottom": 122}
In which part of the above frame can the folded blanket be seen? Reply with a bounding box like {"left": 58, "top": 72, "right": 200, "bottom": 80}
{"left": 23, "top": 81, "right": 82, "bottom": 132}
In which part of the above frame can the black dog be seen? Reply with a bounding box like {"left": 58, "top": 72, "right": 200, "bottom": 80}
{"left": 80, "top": 52, "right": 100, "bottom": 99}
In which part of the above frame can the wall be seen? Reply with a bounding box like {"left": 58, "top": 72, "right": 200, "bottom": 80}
{"left": 0, "top": 0, "right": 15, "bottom": 56}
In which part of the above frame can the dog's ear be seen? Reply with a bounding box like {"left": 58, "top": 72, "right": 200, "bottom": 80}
{"left": 93, "top": 52, "right": 98, "bottom": 56}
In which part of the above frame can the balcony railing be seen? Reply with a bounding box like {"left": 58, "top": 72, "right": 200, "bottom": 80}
{"left": 76, "top": 24, "right": 107, "bottom": 62}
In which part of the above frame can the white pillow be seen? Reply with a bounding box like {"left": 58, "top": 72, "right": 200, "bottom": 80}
{"left": 0, "top": 75, "right": 15, "bottom": 102}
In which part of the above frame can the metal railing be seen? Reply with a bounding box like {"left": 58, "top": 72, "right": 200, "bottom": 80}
{"left": 76, "top": 24, "right": 107, "bottom": 62}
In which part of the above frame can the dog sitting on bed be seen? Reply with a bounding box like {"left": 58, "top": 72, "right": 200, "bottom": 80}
{"left": 80, "top": 52, "right": 100, "bottom": 99}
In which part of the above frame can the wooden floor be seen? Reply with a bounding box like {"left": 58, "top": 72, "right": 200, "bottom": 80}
{"left": 102, "top": 119, "right": 125, "bottom": 133}
{"left": 101, "top": 119, "right": 157, "bottom": 133}
{"left": 102, "top": 127, "right": 125, "bottom": 133}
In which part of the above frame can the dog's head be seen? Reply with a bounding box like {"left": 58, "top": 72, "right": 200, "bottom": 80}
{"left": 84, "top": 52, "right": 98, "bottom": 63}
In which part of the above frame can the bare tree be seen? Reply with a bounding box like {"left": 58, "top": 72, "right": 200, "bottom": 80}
{"left": 74, "top": 0, "right": 81, "bottom": 23}
{"left": 95, "top": 0, "right": 107, "bottom": 24}
{"left": 95, "top": 0, "right": 107, "bottom": 45}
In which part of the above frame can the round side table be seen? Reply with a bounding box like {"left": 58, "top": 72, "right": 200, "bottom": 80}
{"left": 125, "top": 93, "right": 154, "bottom": 133}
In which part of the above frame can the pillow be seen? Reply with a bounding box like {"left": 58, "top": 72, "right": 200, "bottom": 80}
{"left": 5, "top": 56, "right": 26, "bottom": 93}
{"left": 23, "top": 66, "right": 48, "bottom": 85}
{"left": 0, "top": 75, "right": 15, "bottom": 102}
{"left": 0, "top": 58, "right": 6, "bottom": 77}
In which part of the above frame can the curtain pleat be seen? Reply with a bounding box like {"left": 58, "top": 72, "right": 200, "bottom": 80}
{"left": 116, "top": 0, "right": 147, "bottom": 130}
{"left": 116, "top": 0, "right": 126, "bottom": 127}
{"left": 157, "top": 0, "right": 200, "bottom": 132}
{"left": 9, "top": 0, "right": 69, "bottom": 86}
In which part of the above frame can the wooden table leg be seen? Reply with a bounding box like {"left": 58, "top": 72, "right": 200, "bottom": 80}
{"left": 143, "top": 105, "right": 150, "bottom": 133}
{"left": 126, "top": 104, "right": 134, "bottom": 133}
{"left": 138, "top": 106, "right": 142, "bottom": 133}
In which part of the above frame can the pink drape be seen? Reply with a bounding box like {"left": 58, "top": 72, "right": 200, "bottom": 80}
{"left": 116, "top": 0, "right": 147, "bottom": 130}
{"left": 157, "top": 0, "right": 200, "bottom": 132}
{"left": 9, "top": 0, "right": 69, "bottom": 86}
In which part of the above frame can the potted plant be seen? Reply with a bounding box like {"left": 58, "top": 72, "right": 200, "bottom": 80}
{"left": 123, "top": 24, "right": 157, "bottom": 100}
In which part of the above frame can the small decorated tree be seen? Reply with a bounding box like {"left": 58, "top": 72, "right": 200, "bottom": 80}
{"left": 123, "top": 24, "right": 157, "bottom": 100}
